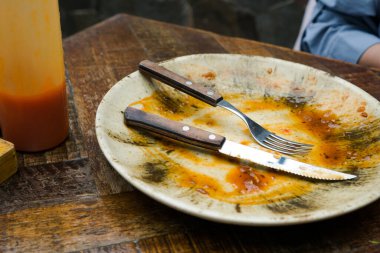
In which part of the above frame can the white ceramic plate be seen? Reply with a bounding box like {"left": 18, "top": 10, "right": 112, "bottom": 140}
{"left": 96, "top": 54, "right": 380, "bottom": 226}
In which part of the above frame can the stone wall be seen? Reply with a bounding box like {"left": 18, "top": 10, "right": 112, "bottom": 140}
{"left": 59, "top": 0, "right": 307, "bottom": 48}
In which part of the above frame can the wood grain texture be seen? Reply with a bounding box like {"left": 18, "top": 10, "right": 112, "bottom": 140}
{"left": 0, "top": 192, "right": 192, "bottom": 252}
{"left": 0, "top": 13, "right": 379, "bottom": 252}
{"left": 0, "top": 160, "right": 96, "bottom": 214}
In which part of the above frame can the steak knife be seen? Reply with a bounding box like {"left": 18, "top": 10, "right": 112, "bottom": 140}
{"left": 124, "top": 107, "right": 356, "bottom": 181}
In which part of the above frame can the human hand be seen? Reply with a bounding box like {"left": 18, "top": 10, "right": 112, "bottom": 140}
{"left": 359, "top": 43, "right": 380, "bottom": 69}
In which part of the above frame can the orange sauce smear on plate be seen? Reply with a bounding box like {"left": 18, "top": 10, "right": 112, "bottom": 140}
{"left": 129, "top": 91, "right": 379, "bottom": 205}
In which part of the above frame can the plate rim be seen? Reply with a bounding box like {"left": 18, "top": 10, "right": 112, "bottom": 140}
{"left": 95, "top": 53, "right": 380, "bottom": 226}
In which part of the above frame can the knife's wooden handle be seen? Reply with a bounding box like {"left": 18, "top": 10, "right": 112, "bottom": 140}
{"left": 139, "top": 60, "right": 223, "bottom": 106}
{"left": 124, "top": 107, "right": 225, "bottom": 150}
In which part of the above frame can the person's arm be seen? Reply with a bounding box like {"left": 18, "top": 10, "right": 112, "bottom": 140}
{"left": 318, "top": 0, "right": 379, "bottom": 16}
{"left": 301, "top": 3, "right": 380, "bottom": 67}
{"left": 359, "top": 43, "right": 380, "bottom": 69}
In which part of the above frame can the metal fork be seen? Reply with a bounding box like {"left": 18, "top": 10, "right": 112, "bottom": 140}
{"left": 139, "top": 60, "right": 313, "bottom": 155}
{"left": 217, "top": 100, "right": 312, "bottom": 155}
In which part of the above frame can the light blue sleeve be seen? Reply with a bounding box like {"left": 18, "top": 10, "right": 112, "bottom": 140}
{"left": 301, "top": 1, "right": 380, "bottom": 64}
{"left": 318, "top": 0, "right": 379, "bottom": 16}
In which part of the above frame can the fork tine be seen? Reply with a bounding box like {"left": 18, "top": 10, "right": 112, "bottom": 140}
{"left": 260, "top": 141, "right": 308, "bottom": 155}
{"left": 217, "top": 100, "right": 313, "bottom": 154}
{"left": 263, "top": 134, "right": 313, "bottom": 154}
{"left": 263, "top": 139, "right": 311, "bottom": 154}
{"left": 265, "top": 138, "right": 313, "bottom": 152}
{"left": 266, "top": 135, "right": 312, "bottom": 149}
{"left": 267, "top": 134, "right": 313, "bottom": 147}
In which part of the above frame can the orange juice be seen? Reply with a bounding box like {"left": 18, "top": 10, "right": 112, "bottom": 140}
{"left": 0, "top": 0, "right": 69, "bottom": 151}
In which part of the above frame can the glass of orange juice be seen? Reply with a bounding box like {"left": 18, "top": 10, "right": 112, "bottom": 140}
{"left": 0, "top": 0, "right": 69, "bottom": 151}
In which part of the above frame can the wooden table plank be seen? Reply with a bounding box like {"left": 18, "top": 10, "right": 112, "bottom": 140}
{"left": 74, "top": 241, "right": 138, "bottom": 253}
{"left": 137, "top": 233, "right": 196, "bottom": 253}
{"left": 126, "top": 14, "right": 228, "bottom": 61}
{"left": 0, "top": 192, "right": 195, "bottom": 252}
{"left": 0, "top": 160, "right": 96, "bottom": 215}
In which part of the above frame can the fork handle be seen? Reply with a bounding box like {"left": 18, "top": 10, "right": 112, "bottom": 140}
{"left": 124, "top": 107, "right": 226, "bottom": 150}
{"left": 139, "top": 60, "right": 223, "bottom": 106}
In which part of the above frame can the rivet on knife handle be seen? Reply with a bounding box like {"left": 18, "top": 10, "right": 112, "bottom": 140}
{"left": 124, "top": 107, "right": 226, "bottom": 150}
{"left": 139, "top": 60, "right": 223, "bottom": 106}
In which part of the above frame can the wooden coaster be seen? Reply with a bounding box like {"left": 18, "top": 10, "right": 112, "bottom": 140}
{"left": 0, "top": 138, "right": 17, "bottom": 184}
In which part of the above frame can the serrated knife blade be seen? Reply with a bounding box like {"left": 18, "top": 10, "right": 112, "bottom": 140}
{"left": 220, "top": 140, "right": 355, "bottom": 180}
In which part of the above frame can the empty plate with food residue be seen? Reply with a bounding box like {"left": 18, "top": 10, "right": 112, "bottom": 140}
{"left": 96, "top": 54, "right": 380, "bottom": 225}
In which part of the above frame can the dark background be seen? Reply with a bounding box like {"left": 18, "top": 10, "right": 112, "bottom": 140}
{"left": 59, "top": 0, "right": 307, "bottom": 48}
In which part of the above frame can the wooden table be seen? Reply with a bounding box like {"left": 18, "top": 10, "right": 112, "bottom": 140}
{"left": 1, "top": 14, "right": 379, "bottom": 252}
